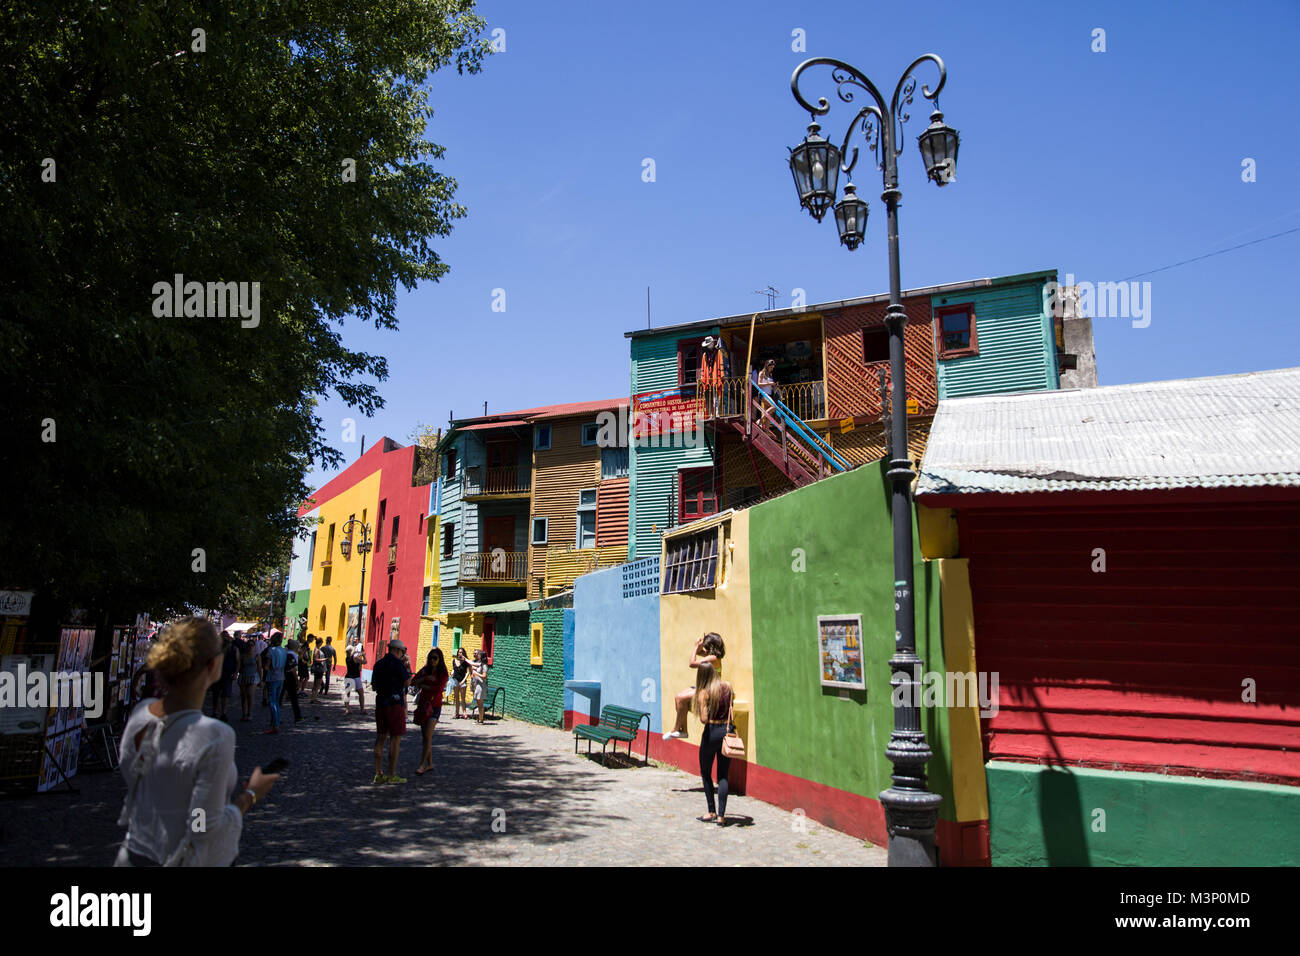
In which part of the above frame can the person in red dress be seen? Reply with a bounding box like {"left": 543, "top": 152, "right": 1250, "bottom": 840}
{"left": 411, "top": 648, "right": 449, "bottom": 776}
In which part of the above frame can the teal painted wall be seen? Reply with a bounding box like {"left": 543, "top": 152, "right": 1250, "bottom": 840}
{"left": 934, "top": 277, "right": 1059, "bottom": 399}
{"left": 628, "top": 328, "right": 718, "bottom": 560}
{"left": 484, "top": 608, "right": 572, "bottom": 727}
{"left": 987, "top": 762, "right": 1300, "bottom": 866}
{"left": 748, "top": 462, "right": 956, "bottom": 820}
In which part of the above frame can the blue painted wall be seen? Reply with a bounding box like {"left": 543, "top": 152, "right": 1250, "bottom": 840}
{"left": 571, "top": 563, "right": 662, "bottom": 730}
{"left": 933, "top": 275, "right": 1060, "bottom": 399}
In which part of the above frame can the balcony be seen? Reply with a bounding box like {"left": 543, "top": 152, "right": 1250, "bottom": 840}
{"left": 459, "top": 551, "right": 528, "bottom": 586}
{"left": 697, "top": 377, "right": 827, "bottom": 424}
{"left": 463, "top": 465, "right": 531, "bottom": 499}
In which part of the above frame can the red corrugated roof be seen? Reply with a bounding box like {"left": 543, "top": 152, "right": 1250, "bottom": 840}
{"left": 455, "top": 397, "right": 628, "bottom": 426}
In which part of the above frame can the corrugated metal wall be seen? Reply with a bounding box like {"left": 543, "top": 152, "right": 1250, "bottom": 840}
{"left": 962, "top": 499, "right": 1300, "bottom": 784}
{"left": 596, "top": 477, "right": 629, "bottom": 546}
{"left": 825, "top": 299, "right": 939, "bottom": 420}
{"left": 529, "top": 416, "right": 601, "bottom": 596}
{"left": 629, "top": 329, "right": 718, "bottom": 559}
{"left": 935, "top": 280, "right": 1058, "bottom": 399}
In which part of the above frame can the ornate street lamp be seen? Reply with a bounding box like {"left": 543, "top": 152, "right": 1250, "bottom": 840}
{"left": 341, "top": 516, "right": 373, "bottom": 642}
{"left": 788, "top": 122, "right": 841, "bottom": 221}
{"left": 789, "top": 55, "right": 959, "bottom": 867}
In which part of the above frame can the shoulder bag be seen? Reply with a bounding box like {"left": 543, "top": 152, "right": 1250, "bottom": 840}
{"left": 721, "top": 689, "right": 745, "bottom": 759}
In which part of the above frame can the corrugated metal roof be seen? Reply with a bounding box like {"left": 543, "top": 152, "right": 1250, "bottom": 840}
{"left": 472, "top": 598, "right": 531, "bottom": 614}
{"left": 460, "top": 419, "right": 529, "bottom": 431}
{"left": 916, "top": 367, "right": 1300, "bottom": 497}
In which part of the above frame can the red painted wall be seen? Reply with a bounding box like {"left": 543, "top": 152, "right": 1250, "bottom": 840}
{"left": 958, "top": 496, "right": 1300, "bottom": 784}
{"left": 365, "top": 444, "right": 432, "bottom": 664}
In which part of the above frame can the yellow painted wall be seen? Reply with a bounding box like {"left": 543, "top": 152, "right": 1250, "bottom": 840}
{"left": 658, "top": 510, "right": 757, "bottom": 761}
{"left": 443, "top": 611, "right": 485, "bottom": 661}
{"left": 417, "top": 516, "right": 442, "bottom": 662}
{"left": 938, "top": 557, "right": 989, "bottom": 823}
{"left": 307, "top": 470, "right": 382, "bottom": 647}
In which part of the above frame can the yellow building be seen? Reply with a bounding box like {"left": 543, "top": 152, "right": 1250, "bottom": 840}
{"left": 306, "top": 469, "right": 381, "bottom": 648}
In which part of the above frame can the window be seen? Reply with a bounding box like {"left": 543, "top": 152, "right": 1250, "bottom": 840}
{"left": 309, "top": 530, "right": 317, "bottom": 568}
{"left": 422, "top": 587, "right": 431, "bottom": 616}
{"left": 581, "top": 421, "right": 600, "bottom": 446}
{"left": 377, "top": 501, "right": 386, "bottom": 544}
{"left": 663, "top": 526, "right": 722, "bottom": 594}
{"left": 935, "top": 303, "right": 978, "bottom": 358}
{"left": 391, "top": 515, "right": 400, "bottom": 546}
{"left": 678, "top": 337, "right": 704, "bottom": 390}
{"left": 862, "top": 325, "right": 890, "bottom": 364}
{"left": 532, "top": 517, "right": 549, "bottom": 545}
{"left": 530, "top": 622, "right": 544, "bottom": 666}
{"left": 325, "top": 523, "right": 335, "bottom": 562}
{"left": 445, "top": 448, "right": 457, "bottom": 480}
{"left": 601, "top": 446, "right": 629, "bottom": 479}
{"left": 534, "top": 424, "right": 551, "bottom": 450}
{"left": 678, "top": 468, "right": 718, "bottom": 523}
{"left": 453, "top": 628, "right": 462, "bottom": 652}
{"left": 576, "top": 489, "right": 597, "bottom": 549}
{"left": 443, "top": 522, "right": 455, "bottom": 558}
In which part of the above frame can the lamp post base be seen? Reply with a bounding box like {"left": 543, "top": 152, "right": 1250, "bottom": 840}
{"left": 880, "top": 786, "right": 944, "bottom": 867}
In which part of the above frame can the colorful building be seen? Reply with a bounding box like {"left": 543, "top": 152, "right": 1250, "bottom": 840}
{"left": 284, "top": 504, "right": 318, "bottom": 644}
{"left": 916, "top": 366, "right": 1300, "bottom": 865}
{"left": 625, "top": 270, "right": 1073, "bottom": 560}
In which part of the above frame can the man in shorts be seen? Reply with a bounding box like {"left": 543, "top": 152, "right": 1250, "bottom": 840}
{"left": 322, "top": 636, "right": 338, "bottom": 695}
{"left": 371, "top": 638, "right": 411, "bottom": 784}
{"left": 343, "top": 640, "right": 367, "bottom": 716}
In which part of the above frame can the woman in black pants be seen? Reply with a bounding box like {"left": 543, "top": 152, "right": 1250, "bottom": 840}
{"left": 693, "top": 662, "right": 734, "bottom": 825}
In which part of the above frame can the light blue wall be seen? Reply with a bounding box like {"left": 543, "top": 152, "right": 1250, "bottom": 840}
{"left": 287, "top": 505, "right": 320, "bottom": 592}
{"left": 934, "top": 276, "right": 1059, "bottom": 399}
{"left": 571, "top": 563, "right": 662, "bottom": 729}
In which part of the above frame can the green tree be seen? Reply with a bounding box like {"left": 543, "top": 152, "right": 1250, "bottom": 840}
{"left": 0, "top": 2, "right": 489, "bottom": 622}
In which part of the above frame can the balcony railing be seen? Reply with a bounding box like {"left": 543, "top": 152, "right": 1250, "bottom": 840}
{"left": 696, "top": 377, "right": 826, "bottom": 423}
{"left": 463, "top": 465, "right": 530, "bottom": 497}
{"left": 459, "top": 551, "right": 528, "bottom": 585}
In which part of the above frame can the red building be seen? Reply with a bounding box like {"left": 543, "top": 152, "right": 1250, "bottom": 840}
{"left": 367, "top": 441, "right": 434, "bottom": 661}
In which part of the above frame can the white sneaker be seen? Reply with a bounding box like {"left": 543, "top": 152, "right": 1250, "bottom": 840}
{"left": 662, "top": 730, "right": 684, "bottom": 740}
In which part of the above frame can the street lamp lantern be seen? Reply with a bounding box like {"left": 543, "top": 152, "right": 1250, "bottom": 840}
{"left": 917, "top": 109, "right": 959, "bottom": 186}
{"left": 788, "top": 122, "right": 841, "bottom": 222}
{"left": 339, "top": 536, "right": 352, "bottom": 559}
{"left": 833, "top": 183, "right": 869, "bottom": 250}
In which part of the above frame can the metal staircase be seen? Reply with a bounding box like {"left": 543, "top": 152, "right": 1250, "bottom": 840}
{"left": 723, "top": 378, "right": 851, "bottom": 489}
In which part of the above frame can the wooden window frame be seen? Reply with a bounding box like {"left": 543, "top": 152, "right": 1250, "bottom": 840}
{"left": 934, "top": 303, "right": 979, "bottom": 359}
{"left": 576, "top": 489, "right": 597, "bottom": 549}
{"left": 662, "top": 525, "right": 723, "bottom": 594}
{"left": 678, "top": 467, "right": 718, "bottom": 524}
{"left": 532, "top": 516, "right": 549, "bottom": 545}
{"left": 442, "top": 522, "right": 455, "bottom": 558}
{"left": 601, "top": 446, "right": 629, "bottom": 479}
{"left": 530, "top": 622, "right": 544, "bottom": 666}
{"left": 581, "top": 421, "right": 600, "bottom": 446}
{"left": 534, "top": 424, "right": 552, "bottom": 450}
{"left": 861, "top": 324, "right": 891, "bottom": 366}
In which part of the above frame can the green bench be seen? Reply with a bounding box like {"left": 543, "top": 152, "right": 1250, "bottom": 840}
{"left": 480, "top": 685, "right": 503, "bottom": 718}
{"left": 573, "top": 705, "right": 651, "bottom": 767}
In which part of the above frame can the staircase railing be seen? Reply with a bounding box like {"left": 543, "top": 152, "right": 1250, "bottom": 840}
{"left": 750, "top": 379, "right": 851, "bottom": 475}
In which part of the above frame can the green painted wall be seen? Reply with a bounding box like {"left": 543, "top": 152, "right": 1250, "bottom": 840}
{"left": 485, "top": 609, "right": 571, "bottom": 727}
{"left": 749, "top": 461, "right": 955, "bottom": 821}
{"left": 988, "top": 762, "right": 1300, "bottom": 866}
{"left": 934, "top": 276, "right": 1059, "bottom": 399}
{"left": 285, "top": 588, "right": 311, "bottom": 642}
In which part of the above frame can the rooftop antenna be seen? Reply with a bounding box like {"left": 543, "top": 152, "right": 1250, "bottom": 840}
{"left": 647, "top": 286, "right": 651, "bottom": 329}
{"left": 484, "top": 401, "right": 488, "bottom": 416}
{"left": 753, "top": 285, "right": 781, "bottom": 310}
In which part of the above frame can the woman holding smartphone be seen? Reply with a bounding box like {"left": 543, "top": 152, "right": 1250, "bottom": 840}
{"left": 115, "top": 617, "right": 280, "bottom": 866}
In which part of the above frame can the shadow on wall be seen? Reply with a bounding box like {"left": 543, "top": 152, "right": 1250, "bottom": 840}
{"left": 1039, "top": 768, "right": 1089, "bottom": 866}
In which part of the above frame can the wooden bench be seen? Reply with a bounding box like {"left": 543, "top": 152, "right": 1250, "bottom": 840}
{"left": 573, "top": 705, "right": 651, "bottom": 767}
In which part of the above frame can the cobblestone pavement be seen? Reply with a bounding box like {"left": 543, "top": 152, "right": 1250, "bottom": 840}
{"left": 0, "top": 686, "right": 886, "bottom": 866}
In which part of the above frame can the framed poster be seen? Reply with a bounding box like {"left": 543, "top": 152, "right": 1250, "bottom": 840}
{"left": 346, "top": 604, "right": 366, "bottom": 644}
{"left": 817, "top": 614, "right": 866, "bottom": 690}
{"left": 389, "top": 617, "right": 400, "bottom": 643}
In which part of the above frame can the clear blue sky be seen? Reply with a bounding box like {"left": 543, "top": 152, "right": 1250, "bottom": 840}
{"left": 308, "top": 0, "right": 1300, "bottom": 488}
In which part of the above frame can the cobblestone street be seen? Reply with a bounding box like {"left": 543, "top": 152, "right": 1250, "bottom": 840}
{"left": 0, "top": 688, "right": 886, "bottom": 867}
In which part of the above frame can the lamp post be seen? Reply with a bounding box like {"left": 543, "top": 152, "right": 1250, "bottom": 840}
{"left": 340, "top": 517, "right": 373, "bottom": 643}
{"left": 789, "top": 55, "right": 959, "bottom": 867}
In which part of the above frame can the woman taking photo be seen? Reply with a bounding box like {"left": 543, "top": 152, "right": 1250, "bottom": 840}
{"left": 115, "top": 617, "right": 279, "bottom": 866}
{"left": 410, "top": 648, "right": 449, "bottom": 775}
{"left": 693, "top": 662, "right": 734, "bottom": 825}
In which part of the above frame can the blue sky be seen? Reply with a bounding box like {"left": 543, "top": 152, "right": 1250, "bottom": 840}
{"left": 308, "top": 0, "right": 1300, "bottom": 488}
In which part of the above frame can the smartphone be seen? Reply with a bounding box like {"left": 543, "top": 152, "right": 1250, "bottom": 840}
{"left": 261, "top": 757, "right": 289, "bottom": 775}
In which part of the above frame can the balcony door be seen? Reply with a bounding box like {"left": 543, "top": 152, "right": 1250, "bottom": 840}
{"left": 482, "top": 516, "right": 515, "bottom": 582}
{"left": 485, "top": 439, "right": 518, "bottom": 493}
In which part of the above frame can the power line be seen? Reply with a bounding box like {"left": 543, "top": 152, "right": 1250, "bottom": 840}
{"left": 1120, "top": 227, "right": 1300, "bottom": 282}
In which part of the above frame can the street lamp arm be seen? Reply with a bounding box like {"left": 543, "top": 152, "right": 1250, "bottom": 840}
{"left": 791, "top": 57, "right": 890, "bottom": 126}
{"left": 838, "top": 105, "right": 884, "bottom": 178}
{"left": 889, "top": 54, "right": 948, "bottom": 154}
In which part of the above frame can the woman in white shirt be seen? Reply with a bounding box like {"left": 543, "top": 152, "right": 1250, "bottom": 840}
{"left": 115, "top": 617, "right": 279, "bottom": 866}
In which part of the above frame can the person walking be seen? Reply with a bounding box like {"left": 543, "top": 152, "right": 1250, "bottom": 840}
{"left": 469, "top": 649, "right": 489, "bottom": 725}
{"left": 237, "top": 634, "right": 259, "bottom": 722}
{"left": 410, "top": 649, "right": 449, "bottom": 776}
{"left": 370, "top": 639, "right": 412, "bottom": 784}
{"left": 115, "top": 617, "right": 280, "bottom": 866}
{"left": 310, "top": 637, "right": 326, "bottom": 711}
{"left": 282, "top": 640, "right": 302, "bottom": 723}
{"left": 321, "top": 636, "right": 338, "bottom": 696}
{"left": 211, "top": 633, "right": 239, "bottom": 722}
{"left": 263, "top": 633, "right": 288, "bottom": 735}
{"left": 253, "top": 632, "right": 269, "bottom": 708}
{"left": 343, "top": 640, "right": 367, "bottom": 716}
{"left": 449, "top": 649, "right": 470, "bottom": 719}
{"left": 693, "top": 661, "right": 735, "bottom": 825}
{"left": 296, "top": 638, "right": 311, "bottom": 695}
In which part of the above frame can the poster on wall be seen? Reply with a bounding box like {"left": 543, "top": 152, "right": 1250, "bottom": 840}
{"left": 346, "top": 605, "right": 366, "bottom": 645}
{"left": 389, "top": 617, "right": 400, "bottom": 643}
{"left": 817, "top": 614, "right": 865, "bottom": 690}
